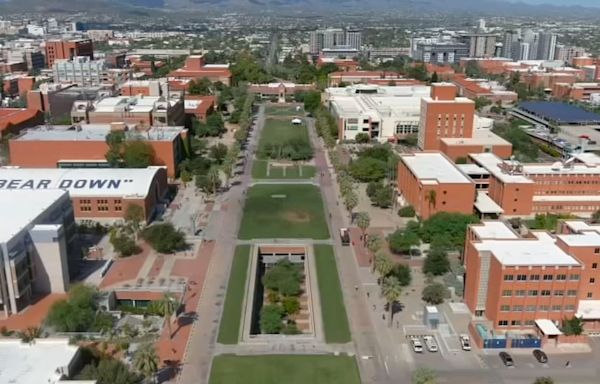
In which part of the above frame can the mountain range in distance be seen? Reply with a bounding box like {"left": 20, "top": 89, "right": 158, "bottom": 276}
{"left": 1, "top": 0, "right": 600, "bottom": 15}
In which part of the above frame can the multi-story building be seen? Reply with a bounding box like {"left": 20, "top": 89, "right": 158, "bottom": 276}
{"left": 452, "top": 76, "right": 518, "bottom": 105}
{"left": 552, "top": 82, "right": 600, "bottom": 102}
{"left": 459, "top": 33, "right": 497, "bottom": 58}
{"left": 71, "top": 94, "right": 185, "bottom": 127}
{"left": 168, "top": 56, "right": 232, "bottom": 86}
{"left": 397, "top": 152, "right": 476, "bottom": 219}
{"left": 326, "top": 84, "right": 431, "bottom": 141}
{"left": 248, "top": 83, "right": 315, "bottom": 103}
{"left": 327, "top": 71, "right": 421, "bottom": 87}
{"left": 0, "top": 189, "right": 75, "bottom": 316}
{"left": 464, "top": 220, "right": 600, "bottom": 332}
{"left": 555, "top": 46, "right": 588, "bottom": 64}
{"left": 412, "top": 41, "right": 469, "bottom": 65}
{"left": 417, "top": 83, "right": 475, "bottom": 150}
{"left": 121, "top": 79, "right": 170, "bottom": 98}
{"left": 345, "top": 29, "right": 362, "bottom": 51}
{"left": 0, "top": 167, "right": 169, "bottom": 224}
{"left": 502, "top": 30, "right": 520, "bottom": 60}
{"left": 309, "top": 28, "right": 362, "bottom": 55}
{"left": 469, "top": 152, "right": 600, "bottom": 217}
{"left": 44, "top": 38, "right": 93, "bottom": 68}
{"left": 52, "top": 56, "right": 132, "bottom": 87}
{"left": 0, "top": 108, "right": 45, "bottom": 140}
{"left": 537, "top": 32, "right": 558, "bottom": 61}
{"left": 9, "top": 124, "right": 188, "bottom": 178}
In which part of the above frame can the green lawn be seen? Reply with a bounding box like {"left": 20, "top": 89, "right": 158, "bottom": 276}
{"left": 257, "top": 118, "right": 310, "bottom": 158}
{"left": 265, "top": 105, "right": 304, "bottom": 116}
{"left": 251, "top": 160, "right": 316, "bottom": 179}
{"left": 209, "top": 355, "right": 360, "bottom": 384}
{"left": 314, "top": 245, "right": 351, "bottom": 343}
{"left": 238, "top": 184, "right": 329, "bottom": 240}
{"left": 217, "top": 245, "right": 251, "bottom": 344}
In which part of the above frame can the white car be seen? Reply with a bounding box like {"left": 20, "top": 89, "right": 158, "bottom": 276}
{"left": 422, "top": 335, "right": 438, "bottom": 352}
{"left": 409, "top": 336, "right": 423, "bottom": 353}
{"left": 459, "top": 334, "right": 472, "bottom": 351}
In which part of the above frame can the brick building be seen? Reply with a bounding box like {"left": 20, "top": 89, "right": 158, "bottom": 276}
{"left": 0, "top": 167, "right": 169, "bottom": 224}
{"left": 184, "top": 95, "right": 216, "bottom": 123}
{"left": 248, "top": 82, "right": 316, "bottom": 102}
{"left": 168, "top": 56, "right": 232, "bottom": 86}
{"left": 9, "top": 124, "right": 188, "bottom": 178}
{"left": 0, "top": 108, "right": 45, "bottom": 139}
{"left": 71, "top": 95, "right": 185, "bottom": 127}
{"left": 417, "top": 83, "right": 475, "bottom": 151}
{"left": 397, "top": 152, "right": 476, "bottom": 219}
{"left": 45, "top": 39, "right": 93, "bottom": 68}
{"left": 469, "top": 152, "right": 600, "bottom": 217}
{"left": 464, "top": 220, "right": 600, "bottom": 333}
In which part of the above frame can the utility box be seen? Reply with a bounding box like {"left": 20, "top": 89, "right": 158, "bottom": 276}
{"left": 424, "top": 305, "right": 440, "bottom": 329}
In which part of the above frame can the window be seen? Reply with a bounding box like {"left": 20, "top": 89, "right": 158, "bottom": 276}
{"left": 556, "top": 274, "right": 567, "bottom": 281}
{"left": 570, "top": 274, "right": 580, "bottom": 281}
{"left": 593, "top": 263, "right": 598, "bottom": 269}
{"left": 554, "top": 290, "right": 564, "bottom": 296}
{"left": 528, "top": 290, "right": 538, "bottom": 296}
{"left": 500, "top": 305, "right": 510, "bottom": 312}
{"left": 516, "top": 274, "right": 527, "bottom": 281}
{"left": 525, "top": 305, "right": 536, "bottom": 312}
{"left": 511, "top": 320, "right": 521, "bottom": 326}
{"left": 591, "top": 278, "right": 596, "bottom": 284}
{"left": 502, "top": 290, "right": 512, "bottom": 297}
{"left": 541, "top": 290, "right": 551, "bottom": 296}
{"left": 543, "top": 274, "right": 553, "bottom": 281}
{"left": 595, "top": 248, "right": 600, "bottom": 254}
{"left": 515, "top": 290, "right": 526, "bottom": 297}
{"left": 567, "top": 290, "right": 577, "bottom": 297}
{"left": 504, "top": 275, "right": 514, "bottom": 281}
{"left": 565, "top": 305, "right": 575, "bottom": 311}
{"left": 512, "top": 305, "right": 523, "bottom": 311}
{"left": 498, "top": 320, "right": 508, "bottom": 327}
{"left": 529, "top": 274, "right": 540, "bottom": 281}
{"left": 539, "top": 305, "right": 549, "bottom": 311}
{"left": 525, "top": 320, "right": 535, "bottom": 326}
{"left": 587, "top": 292, "right": 593, "bottom": 298}
{"left": 551, "top": 305, "right": 562, "bottom": 312}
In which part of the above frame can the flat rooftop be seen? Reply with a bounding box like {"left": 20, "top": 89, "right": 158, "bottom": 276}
{"left": 0, "top": 338, "right": 83, "bottom": 384}
{"left": 470, "top": 221, "right": 518, "bottom": 240}
{"left": 401, "top": 152, "right": 472, "bottom": 184}
{"left": 517, "top": 101, "right": 600, "bottom": 125}
{"left": 562, "top": 220, "right": 600, "bottom": 234}
{"left": 469, "top": 152, "right": 533, "bottom": 184}
{"left": 14, "top": 124, "right": 184, "bottom": 142}
{"left": 475, "top": 236, "right": 580, "bottom": 267}
{"left": 0, "top": 189, "right": 68, "bottom": 244}
{"left": 441, "top": 129, "right": 511, "bottom": 147}
{"left": 558, "top": 231, "right": 600, "bottom": 247}
{"left": 0, "top": 167, "right": 164, "bottom": 198}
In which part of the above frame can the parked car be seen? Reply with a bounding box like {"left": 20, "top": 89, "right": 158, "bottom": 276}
{"left": 533, "top": 349, "right": 548, "bottom": 363}
{"left": 499, "top": 351, "right": 514, "bottom": 367}
{"left": 459, "top": 334, "right": 471, "bottom": 351}
{"left": 422, "top": 335, "right": 438, "bottom": 352}
{"left": 339, "top": 228, "right": 350, "bottom": 246}
{"left": 409, "top": 336, "right": 423, "bottom": 353}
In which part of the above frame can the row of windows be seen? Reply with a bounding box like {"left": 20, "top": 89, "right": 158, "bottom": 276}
{"left": 502, "top": 289, "right": 578, "bottom": 297}
{"left": 80, "top": 199, "right": 122, "bottom": 205}
{"left": 533, "top": 205, "right": 600, "bottom": 212}
{"left": 499, "top": 304, "right": 575, "bottom": 312}
{"left": 499, "top": 320, "right": 536, "bottom": 327}
{"left": 504, "top": 274, "right": 580, "bottom": 282}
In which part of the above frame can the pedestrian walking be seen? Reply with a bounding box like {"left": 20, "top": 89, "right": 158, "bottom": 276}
{"left": 566, "top": 361, "right": 571, "bottom": 367}
{"left": 372, "top": 304, "right": 376, "bottom": 311}
{"left": 354, "top": 285, "right": 358, "bottom": 291}
{"left": 366, "top": 292, "right": 370, "bottom": 298}
{"left": 396, "top": 321, "right": 399, "bottom": 328}
{"left": 329, "top": 212, "right": 332, "bottom": 219}
{"left": 382, "top": 314, "right": 386, "bottom": 321}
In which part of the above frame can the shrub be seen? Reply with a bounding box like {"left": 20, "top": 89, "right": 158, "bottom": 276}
{"left": 355, "top": 132, "right": 370, "bottom": 144}
{"left": 282, "top": 296, "right": 300, "bottom": 316}
{"left": 388, "top": 229, "right": 420, "bottom": 255}
{"left": 260, "top": 304, "right": 284, "bottom": 334}
{"left": 397, "top": 205, "right": 416, "bottom": 217}
{"left": 281, "top": 322, "right": 301, "bottom": 335}
{"left": 388, "top": 264, "right": 412, "bottom": 287}
{"left": 423, "top": 248, "right": 450, "bottom": 276}
{"left": 262, "top": 260, "right": 303, "bottom": 297}
{"left": 422, "top": 283, "right": 449, "bottom": 305}
{"left": 110, "top": 233, "right": 141, "bottom": 257}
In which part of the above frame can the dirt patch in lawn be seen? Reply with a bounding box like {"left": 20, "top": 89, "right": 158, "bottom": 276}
{"left": 282, "top": 210, "right": 311, "bottom": 223}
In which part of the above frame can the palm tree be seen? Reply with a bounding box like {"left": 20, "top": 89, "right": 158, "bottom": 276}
{"left": 367, "top": 234, "right": 382, "bottom": 267}
{"left": 425, "top": 190, "right": 437, "bottom": 215}
{"left": 382, "top": 276, "right": 402, "bottom": 327}
{"left": 159, "top": 293, "right": 177, "bottom": 339}
{"left": 356, "top": 212, "right": 371, "bottom": 247}
{"left": 206, "top": 165, "right": 221, "bottom": 196}
{"left": 374, "top": 251, "right": 393, "bottom": 278}
{"left": 133, "top": 343, "right": 159, "bottom": 383}
{"left": 344, "top": 191, "right": 358, "bottom": 222}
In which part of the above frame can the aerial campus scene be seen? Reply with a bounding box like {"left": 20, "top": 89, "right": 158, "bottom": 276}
{"left": 4, "top": 1, "right": 600, "bottom": 384}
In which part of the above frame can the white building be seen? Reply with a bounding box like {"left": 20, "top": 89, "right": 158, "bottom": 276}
{"left": 0, "top": 338, "right": 95, "bottom": 384}
{"left": 53, "top": 56, "right": 132, "bottom": 87}
{"left": 0, "top": 189, "right": 75, "bottom": 316}
{"left": 326, "top": 84, "right": 431, "bottom": 141}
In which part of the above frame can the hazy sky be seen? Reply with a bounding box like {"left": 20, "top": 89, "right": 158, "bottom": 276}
{"left": 513, "top": 0, "right": 600, "bottom": 6}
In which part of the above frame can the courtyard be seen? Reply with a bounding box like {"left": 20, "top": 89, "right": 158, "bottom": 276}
{"left": 251, "top": 159, "right": 316, "bottom": 180}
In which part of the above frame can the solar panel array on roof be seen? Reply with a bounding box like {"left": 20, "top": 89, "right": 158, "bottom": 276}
{"left": 518, "top": 101, "right": 600, "bottom": 125}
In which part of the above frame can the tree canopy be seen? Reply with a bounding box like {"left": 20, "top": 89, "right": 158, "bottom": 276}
{"left": 122, "top": 140, "right": 156, "bottom": 168}
{"left": 423, "top": 248, "right": 450, "bottom": 276}
{"left": 46, "top": 284, "right": 113, "bottom": 332}
{"left": 562, "top": 316, "right": 584, "bottom": 336}
{"left": 303, "top": 91, "right": 321, "bottom": 112}
{"left": 142, "top": 223, "right": 188, "bottom": 253}
{"left": 422, "top": 283, "right": 449, "bottom": 305}
{"left": 77, "top": 356, "right": 141, "bottom": 384}
{"left": 420, "top": 212, "right": 479, "bottom": 250}
{"left": 262, "top": 259, "right": 303, "bottom": 297}
{"left": 388, "top": 228, "right": 420, "bottom": 255}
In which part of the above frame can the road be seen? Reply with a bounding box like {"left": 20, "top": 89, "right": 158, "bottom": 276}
{"left": 176, "top": 105, "right": 265, "bottom": 383}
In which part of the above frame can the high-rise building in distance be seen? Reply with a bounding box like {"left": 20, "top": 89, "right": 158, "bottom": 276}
{"left": 309, "top": 28, "right": 362, "bottom": 55}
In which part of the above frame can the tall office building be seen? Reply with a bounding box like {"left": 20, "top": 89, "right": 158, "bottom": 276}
{"left": 309, "top": 31, "right": 324, "bottom": 55}
{"left": 519, "top": 42, "right": 530, "bottom": 61}
{"left": 537, "top": 32, "right": 557, "bottom": 61}
{"left": 459, "top": 33, "right": 497, "bottom": 58}
{"left": 502, "top": 30, "right": 520, "bottom": 59}
{"left": 44, "top": 38, "right": 93, "bottom": 68}
{"left": 323, "top": 28, "right": 345, "bottom": 49}
{"left": 346, "top": 29, "right": 362, "bottom": 51}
